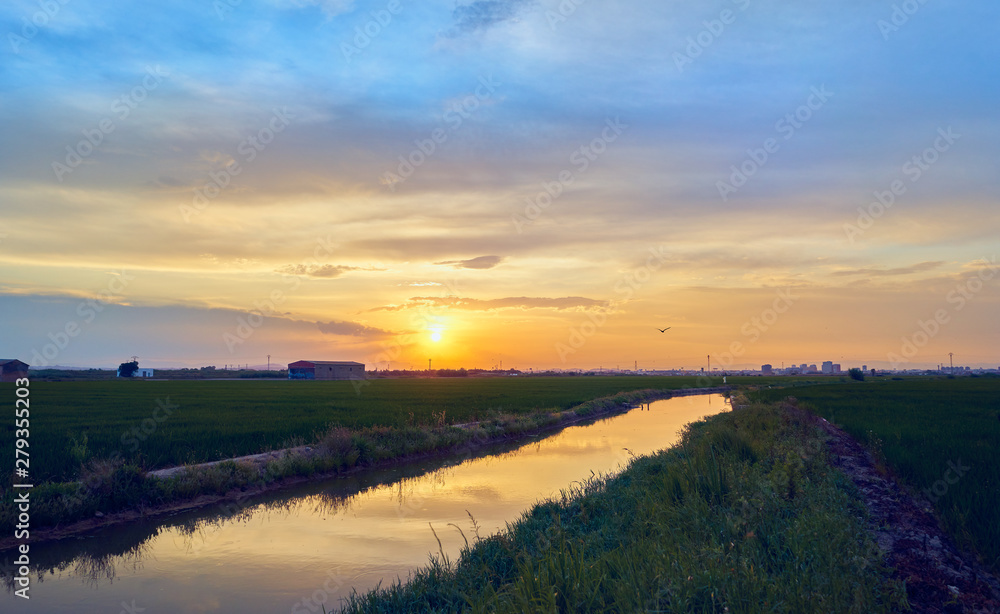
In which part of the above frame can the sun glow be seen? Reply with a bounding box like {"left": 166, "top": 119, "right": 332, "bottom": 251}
{"left": 429, "top": 325, "right": 445, "bottom": 343}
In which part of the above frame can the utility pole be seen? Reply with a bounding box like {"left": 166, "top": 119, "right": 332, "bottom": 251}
{"left": 949, "top": 352, "right": 954, "bottom": 373}
{"left": 707, "top": 355, "right": 711, "bottom": 372}
{"left": 267, "top": 355, "right": 270, "bottom": 371}
{"left": 428, "top": 358, "right": 432, "bottom": 371}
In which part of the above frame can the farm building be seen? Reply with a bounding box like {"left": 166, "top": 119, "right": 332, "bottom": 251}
{"left": 288, "top": 360, "right": 365, "bottom": 380}
{"left": 0, "top": 359, "right": 29, "bottom": 382}
{"left": 117, "top": 365, "right": 154, "bottom": 378}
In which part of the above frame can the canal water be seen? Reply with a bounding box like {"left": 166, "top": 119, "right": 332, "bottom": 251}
{"left": 3, "top": 393, "right": 727, "bottom": 613}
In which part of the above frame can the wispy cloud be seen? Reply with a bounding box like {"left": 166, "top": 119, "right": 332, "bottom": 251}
{"left": 434, "top": 255, "right": 504, "bottom": 270}
{"left": 316, "top": 319, "right": 393, "bottom": 337}
{"left": 372, "top": 295, "right": 606, "bottom": 312}
{"left": 276, "top": 264, "right": 383, "bottom": 278}
{"left": 830, "top": 261, "right": 946, "bottom": 278}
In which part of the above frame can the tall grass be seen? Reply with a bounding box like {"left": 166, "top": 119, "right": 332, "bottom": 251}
{"left": 337, "top": 401, "right": 908, "bottom": 613}
{"left": 752, "top": 377, "right": 1000, "bottom": 573}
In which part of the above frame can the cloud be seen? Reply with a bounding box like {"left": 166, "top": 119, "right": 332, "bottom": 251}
{"left": 445, "top": 0, "right": 533, "bottom": 37}
{"left": 829, "top": 261, "right": 946, "bottom": 278}
{"left": 434, "top": 255, "right": 504, "bottom": 270}
{"left": 276, "top": 264, "right": 383, "bottom": 278}
{"left": 316, "top": 320, "right": 394, "bottom": 337}
{"left": 372, "top": 296, "right": 606, "bottom": 312}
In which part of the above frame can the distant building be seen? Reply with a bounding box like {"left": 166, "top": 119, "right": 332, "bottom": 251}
{"left": 761, "top": 364, "right": 774, "bottom": 375}
{"left": 822, "top": 361, "right": 834, "bottom": 374}
{"left": 288, "top": 360, "right": 365, "bottom": 380}
{"left": 832, "top": 364, "right": 841, "bottom": 374}
{"left": 0, "top": 359, "right": 29, "bottom": 382}
{"left": 117, "top": 364, "right": 153, "bottom": 378}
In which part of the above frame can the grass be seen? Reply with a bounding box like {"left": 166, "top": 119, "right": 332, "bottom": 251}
{"left": 0, "top": 383, "right": 700, "bottom": 532}
{"left": 336, "top": 399, "right": 908, "bottom": 613}
{"left": 750, "top": 376, "right": 1000, "bottom": 574}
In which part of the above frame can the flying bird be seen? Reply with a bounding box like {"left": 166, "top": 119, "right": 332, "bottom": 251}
{"left": 657, "top": 327, "right": 672, "bottom": 333}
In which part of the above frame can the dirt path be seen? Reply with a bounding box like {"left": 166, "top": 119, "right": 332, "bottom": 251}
{"left": 800, "top": 405, "right": 1000, "bottom": 613}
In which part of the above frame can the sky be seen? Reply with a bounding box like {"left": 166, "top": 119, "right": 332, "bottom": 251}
{"left": 0, "top": 0, "right": 998, "bottom": 371}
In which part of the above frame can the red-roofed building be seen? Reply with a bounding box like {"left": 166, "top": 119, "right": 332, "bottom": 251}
{"left": 1, "top": 359, "right": 29, "bottom": 382}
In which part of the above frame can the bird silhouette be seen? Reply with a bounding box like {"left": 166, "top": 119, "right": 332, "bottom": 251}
{"left": 657, "top": 327, "right": 671, "bottom": 333}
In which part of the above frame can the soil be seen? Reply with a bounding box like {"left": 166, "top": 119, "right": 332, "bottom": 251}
{"left": 792, "top": 403, "right": 1000, "bottom": 614}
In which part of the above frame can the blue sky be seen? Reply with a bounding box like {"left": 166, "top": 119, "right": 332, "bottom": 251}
{"left": 1, "top": 0, "right": 998, "bottom": 370}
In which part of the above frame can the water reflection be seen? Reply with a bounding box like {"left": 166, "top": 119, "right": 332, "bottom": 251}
{"left": 2, "top": 393, "right": 726, "bottom": 613}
